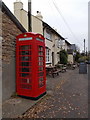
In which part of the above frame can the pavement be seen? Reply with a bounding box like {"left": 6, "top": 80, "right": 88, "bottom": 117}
{"left": 2, "top": 91, "right": 47, "bottom": 118}
{"left": 2, "top": 67, "right": 88, "bottom": 119}
{"left": 0, "top": 72, "right": 2, "bottom": 120}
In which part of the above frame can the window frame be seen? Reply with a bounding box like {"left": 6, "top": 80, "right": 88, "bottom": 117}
{"left": 45, "top": 30, "right": 52, "bottom": 41}
{"left": 46, "top": 47, "right": 51, "bottom": 63}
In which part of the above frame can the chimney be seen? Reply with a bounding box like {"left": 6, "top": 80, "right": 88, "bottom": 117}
{"left": 14, "top": 0, "right": 23, "bottom": 23}
{"left": 36, "top": 11, "right": 43, "bottom": 20}
{"left": 16, "top": 0, "right": 21, "bottom": 2}
{"left": 28, "top": 0, "right": 32, "bottom": 32}
{"left": 14, "top": 0, "right": 23, "bottom": 10}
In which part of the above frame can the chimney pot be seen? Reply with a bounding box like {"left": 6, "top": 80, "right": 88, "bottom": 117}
{"left": 36, "top": 11, "right": 43, "bottom": 20}
{"left": 37, "top": 11, "right": 39, "bottom": 13}
{"left": 16, "top": 0, "right": 21, "bottom": 2}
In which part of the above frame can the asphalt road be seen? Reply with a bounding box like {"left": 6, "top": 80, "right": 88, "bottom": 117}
{"left": 19, "top": 68, "right": 88, "bottom": 118}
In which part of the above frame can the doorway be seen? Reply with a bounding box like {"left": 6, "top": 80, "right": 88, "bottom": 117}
{"left": 52, "top": 52, "right": 54, "bottom": 66}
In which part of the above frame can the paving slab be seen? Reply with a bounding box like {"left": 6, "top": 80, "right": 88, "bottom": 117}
{"left": 2, "top": 94, "right": 47, "bottom": 118}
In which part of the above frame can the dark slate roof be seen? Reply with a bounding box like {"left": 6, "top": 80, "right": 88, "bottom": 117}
{"left": 71, "top": 44, "right": 76, "bottom": 51}
{"left": 43, "top": 22, "right": 65, "bottom": 40}
{"left": 65, "top": 40, "right": 71, "bottom": 45}
{"left": 0, "top": 1, "right": 27, "bottom": 33}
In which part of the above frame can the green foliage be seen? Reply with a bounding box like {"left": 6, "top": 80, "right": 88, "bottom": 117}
{"left": 86, "top": 56, "right": 90, "bottom": 61}
{"left": 74, "top": 52, "right": 81, "bottom": 62}
{"left": 78, "top": 56, "right": 90, "bottom": 63}
{"left": 59, "top": 50, "right": 68, "bottom": 64}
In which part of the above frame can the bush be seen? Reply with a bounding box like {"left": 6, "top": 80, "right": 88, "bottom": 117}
{"left": 59, "top": 50, "right": 68, "bottom": 64}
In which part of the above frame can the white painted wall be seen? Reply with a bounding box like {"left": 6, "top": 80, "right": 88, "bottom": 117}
{"left": 68, "top": 54, "right": 74, "bottom": 64}
{"left": 14, "top": 1, "right": 43, "bottom": 34}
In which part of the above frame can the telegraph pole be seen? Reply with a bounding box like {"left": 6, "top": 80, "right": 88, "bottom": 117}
{"left": 28, "top": 0, "right": 32, "bottom": 32}
{"left": 86, "top": 47, "right": 87, "bottom": 56}
{"left": 84, "top": 39, "right": 85, "bottom": 55}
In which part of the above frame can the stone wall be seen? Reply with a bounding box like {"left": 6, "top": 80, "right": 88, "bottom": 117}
{"left": 2, "top": 11, "right": 23, "bottom": 101}
{"left": 2, "top": 11, "right": 22, "bottom": 63}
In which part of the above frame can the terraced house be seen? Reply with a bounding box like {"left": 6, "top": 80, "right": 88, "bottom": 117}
{"left": 14, "top": 0, "right": 70, "bottom": 66}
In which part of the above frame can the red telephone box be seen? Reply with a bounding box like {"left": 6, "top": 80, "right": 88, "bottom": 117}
{"left": 16, "top": 32, "right": 46, "bottom": 99}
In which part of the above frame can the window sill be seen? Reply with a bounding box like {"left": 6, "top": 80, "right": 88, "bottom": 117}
{"left": 45, "top": 38, "right": 52, "bottom": 42}
{"left": 46, "top": 62, "right": 51, "bottom": 64}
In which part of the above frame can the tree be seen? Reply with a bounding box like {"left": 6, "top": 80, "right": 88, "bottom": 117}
{"left": 74, "top": 51, "right": 81, "bottom": 62}
{"left": 59, "top": 50, "right": 68, "bottom": 64}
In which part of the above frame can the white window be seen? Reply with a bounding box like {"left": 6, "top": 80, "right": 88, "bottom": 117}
{"left": 58, "top": 40, "right": 65, "bottom": 49}
{"left": 46, "top": 48, "right": 50, "bottom": 63}
{"left": 57, "top": 40, "right": 60, "bottom": 48}
{"left": 45, "top": 30, "right": 52, "bottom": 40}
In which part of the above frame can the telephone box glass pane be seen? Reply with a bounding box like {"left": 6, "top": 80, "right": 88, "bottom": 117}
{"left": 38, "top": 72, "right": 44, "bottom": 76}
{"left": 39, "top": 82, "right": 44, "bottom": 87}
{"left": 21, "top": 56, "right": 31, "bottom": 61}
{"left": 39, "top": 46, "right": 43, "bottom": 51}
{"left": 39, "top": 67, "right": 43, "bottom": 71}
{"left": 39, "top": 77, "right": 43, "bottom": 81}
{"left": 21, "top": 51, "right": 30, "bottom": 55}
{"left": 21, "top": 62, "right": 30, "bottom": 66}
{"left": 20, "top": 45, "right": 30, "bottom": 50}
{"left": 21, "top": 73, "right": 29, "bottom": 77}
{"left": 39, "top": 51, "right": 43, "bottom": 56}
{"left": 39, "top": 62, "right": 43, "bottom": 66}
{"left": 21, "top": 78, "right": 31, "bottom": 83}
{"left": 38, "top": 77, "right": 44, "bottom": 87}
{"left": 21, "top": 84, "right": 32, "bottom": 89}
{"left": 39, "top": 57, "right": 43, "bottom": 61}
{"left": 21, "top": 68, "right": 30, "bottom": 72}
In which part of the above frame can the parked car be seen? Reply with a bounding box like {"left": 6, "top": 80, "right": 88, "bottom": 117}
{"left": 86, "top": 61, "right": 90, "bottom": 64}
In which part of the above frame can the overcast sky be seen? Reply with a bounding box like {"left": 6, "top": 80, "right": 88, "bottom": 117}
{"left": 3, "top": 0, "right": 89, "bottom": 52}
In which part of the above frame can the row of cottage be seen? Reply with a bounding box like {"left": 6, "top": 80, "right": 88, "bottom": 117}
{"left": 1, "top": 1, "right": 76, "bottom": 101}
{"left": 14, "top": 1, "right": 76, "bottom": 66}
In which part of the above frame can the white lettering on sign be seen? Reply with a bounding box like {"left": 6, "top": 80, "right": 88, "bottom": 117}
{"left": 19, "top": 37, "right": 32, "bottom": 41}
{"left": 36, "top": 38, "right": 43, "bottom": 42}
